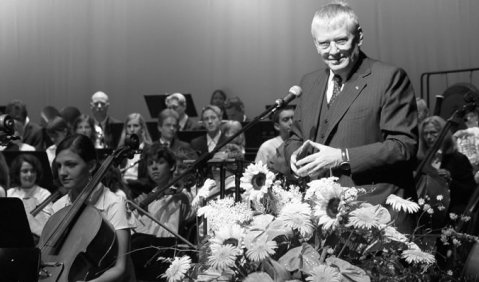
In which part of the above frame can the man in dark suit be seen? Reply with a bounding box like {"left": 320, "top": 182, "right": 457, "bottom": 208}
{"left": 157, "top": 108, "right": 197, "bottom": 160}
{"left": 165, "top": 93, "right": 197, "bottom": 131}
{"left": 90, "top": 91, "right": 121, "bottom": 149}
{"left": 284, "top": 3, "right": 418, "bottom": 232}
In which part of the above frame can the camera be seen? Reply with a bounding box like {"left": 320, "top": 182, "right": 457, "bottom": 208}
{"left": 0, "top": 114, "right": 15, "bottom": 135}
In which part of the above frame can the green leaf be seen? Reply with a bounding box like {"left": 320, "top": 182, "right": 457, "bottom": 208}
{"left": 278, "top": 246, "right": 302, "bottom": 272}
{"left": 300, "top": 243, "right": 322, "bottom": 275}
{"left": 262, "top": 257, "right": 291, "bottom": 282}
{"left": 326, "top": 257, "right": 371, "bottom": 282}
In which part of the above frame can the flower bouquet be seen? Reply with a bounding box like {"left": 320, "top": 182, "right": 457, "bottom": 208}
{"left": 160, "top": 162, "right": 478, "bottom": 282}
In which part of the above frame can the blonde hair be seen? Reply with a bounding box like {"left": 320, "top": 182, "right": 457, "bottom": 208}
{"left": 118, "top": 113, "right": 152, "bottom": 147}
{"left": 311, "top": 2, "right": 361, "bottom": 40}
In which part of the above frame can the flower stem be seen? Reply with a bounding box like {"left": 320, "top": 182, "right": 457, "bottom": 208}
{"left": 338, "top": 231, "right": 354, "bottom": 258}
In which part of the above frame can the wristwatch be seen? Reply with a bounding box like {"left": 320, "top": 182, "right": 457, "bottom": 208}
{"left": 339, "top": 148, "right": 351, "bottom": 171}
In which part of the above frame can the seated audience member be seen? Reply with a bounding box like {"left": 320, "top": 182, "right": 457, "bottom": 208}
{"left": 60, "top": 106, "right": 82, "bottom": 132}
{"left": 5, "top": 100, "right": 46, "bottom": 150}
{"left": 0, "top": 153, "right": 8, "bottom": 197}
{"left": 157, "top": 108, "right": 197, "bottom": 159}
{"left": 165, "top": 92, "right": 197, "bottom": 131}
{"left": 118, "top": 113, "right": 152, "bottom": 182}
{"left": 7, "top": 154, "right": 53, "bottom": 237}
{"left": 51, "top": 134, "right": 134, "bottom": 281}
{"left": 416, "top": 97, "right": 430, "bottom": 125}
{"left": 45, "top": 116, "right": 70, "bottom": 166}
{"left": 134, "top": 143, "right": 193, "bottom": 238}
{"left": 255, "top": 106, "right": 295, "bottom": 167}
{"left": 210, "top": 89, "right": 228, "bottom": 119}
{"left": 219, "top": 120, "right": 245, "bottom": 159}
{"left": 40, "top": 105, "right": 61, "bottom": 147}
{"left": 73, "top": 114, "right": 97, "bottom": 145}
{"left": 224, "top": 96, "right": 249, "bottom": 122}
{"left": 191, "top": 105, "right": 227, "bottom": 156}
{"left": 90, "top": 91, "right": 121, "bottom": 149}
{"left": 418, "top": 116, "right": 476, "bottom": 215}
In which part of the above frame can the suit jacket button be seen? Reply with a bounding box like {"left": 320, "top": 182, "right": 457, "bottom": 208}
{"left": 324, "top": 119, "right": 328, "bottom": 124}
{"left": 320, "top": 134, "right": 325, "bottom": 139}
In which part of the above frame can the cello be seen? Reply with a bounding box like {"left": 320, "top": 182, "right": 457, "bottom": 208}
{"left": 38, "top": 135, "right": 138, "bottom": 281}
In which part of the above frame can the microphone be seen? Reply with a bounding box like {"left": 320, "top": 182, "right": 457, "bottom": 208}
{"left": 276, "top": 85, "right": 302, "bottom": 107}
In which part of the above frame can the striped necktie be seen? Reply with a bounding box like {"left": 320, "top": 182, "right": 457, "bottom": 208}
{"left": 328, "top": 74, "right": 342, "bottom": 106}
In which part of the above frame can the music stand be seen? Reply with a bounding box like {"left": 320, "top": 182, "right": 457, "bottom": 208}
{"left": 2, "top": 151, "right": 56, "bottom": 192}
{"left": 0, "top": 198, "right": 40, "bottom": 281}
{"left": 0, "top": 105, "right": 5, "bottom": 115}
{"left": 144, "top": 94, "right": 198, "bottom": 119}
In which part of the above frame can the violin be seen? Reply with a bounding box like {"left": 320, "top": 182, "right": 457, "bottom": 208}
{"left": 38, "top": 135, "right": 138, "bottom": 281}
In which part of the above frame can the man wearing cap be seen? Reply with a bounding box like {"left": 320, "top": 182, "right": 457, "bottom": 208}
{"left": 165, "top": 93, "right": 197, "bottom": 131}
{"left": 90, "top": 91, "right": 120, "bottom": 148}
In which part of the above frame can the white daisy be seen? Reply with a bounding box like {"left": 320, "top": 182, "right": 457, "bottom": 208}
{"left": 383, "top": 226, "right": 408, "bottom": 243}
{"left": 277, "top": 202, "right": 313, "bottom": 237}
{"left": 241, "top": 161, "right": 275, "bottom": 202}
{"left": 386, "top": 194, "right": 420, "bottom": 214}
{"left": 208, "top": 244, "right": 241, "bottom": 271}
{"left": 161, "top": 256, "right": 191, "bottom": 282}
{"left": 245, "top": 237, "right": 277, "bottom": 262}
{"left": 347, "top": 203, "right": 391, "bottom": 229}
{"left": 306, "top": 264, "right": 342, "bottom": 282}
{"left": 401, "top": 249, "right": 435, "bottom": 265}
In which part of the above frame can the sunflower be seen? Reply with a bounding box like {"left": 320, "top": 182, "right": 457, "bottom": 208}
{"left": 241, "top": 161, "right": 275, "bottom": 202}
{"left": 401, "top": 249, "right": 436, "bottom": 265}
{"left": 277, "top": 202, "right": 313, "bottom": 237}
{"left": 386, "top": 194, "right": 420, "bottom": 214}
{"left": 210, "top": 224, "right": 245, "bottom": 249}
{"left": 208, "top": 244, "right": 241, "bottom": 271}
{"left": 161, "top": 256, "right": 192, "bottom": 282}
{"left": 245, "top": 237, "right": 278, "bottom": 262}
{"left": 306, "top": 264, "right": 342, "bottom": 282}
{"left": 309, "top": 179, "right": 344, "bottom": 230}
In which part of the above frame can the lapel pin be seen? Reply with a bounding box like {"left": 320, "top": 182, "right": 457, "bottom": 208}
{"left": 355, "top": 86, "right": 359, "bottom": 90}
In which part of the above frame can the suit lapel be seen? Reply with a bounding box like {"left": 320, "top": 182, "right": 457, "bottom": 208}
{"left": 324, "top": 55, "right": 372, "bottom": 140}
{"left": 305, "top": 70, "right": 328, "bottom": 140}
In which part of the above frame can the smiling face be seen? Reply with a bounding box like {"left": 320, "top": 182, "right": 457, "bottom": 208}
{"left": 313, "top": 21, "right": 362, "bottom": 77}
{"left": 55, "top": 148, "right": 92, "bottom": 192}
{"left": 19, "top": 161, "right": 37, "bottom": 189}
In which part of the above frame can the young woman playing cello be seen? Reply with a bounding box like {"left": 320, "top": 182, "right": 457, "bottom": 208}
{"left": 46, "top": 134, "right": 134, "bottom": 281}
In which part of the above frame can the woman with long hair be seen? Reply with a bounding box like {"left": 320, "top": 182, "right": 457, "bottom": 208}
{"left": 118, "top": 113, "right": 152, "bottom": 182}
{"left": 73, "top": 114, "right": 97, "bottom": 146}
{"left": 49, "top": 134, "right": 133, "bottom": 281}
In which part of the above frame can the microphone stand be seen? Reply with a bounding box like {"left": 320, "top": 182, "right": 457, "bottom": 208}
{"left": 134, "top": 97, "right": 296, "bottom": 246}
{"left": 138, "top": 98, "right": 294, "bottom": 209}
